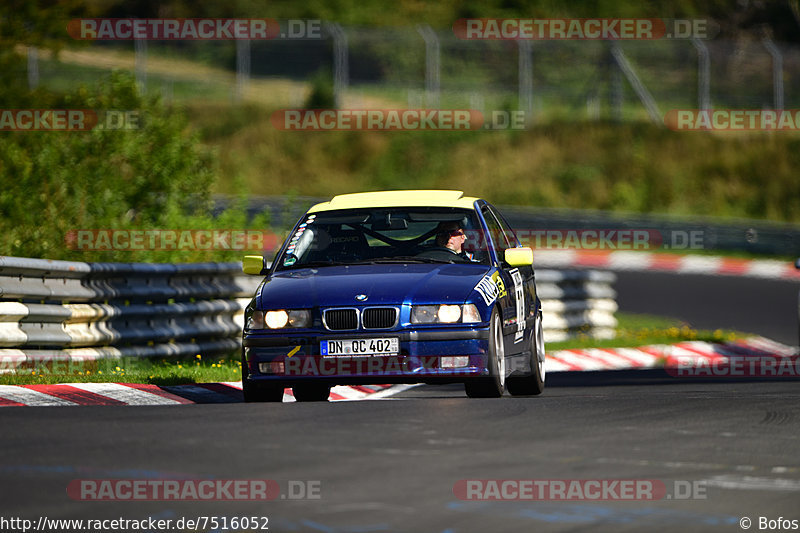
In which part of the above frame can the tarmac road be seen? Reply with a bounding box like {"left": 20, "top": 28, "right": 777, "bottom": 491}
{"left": 1, "top": 372, "right": 798, "bottom": 533}
{"left": 613, "top": 270, "right": 799, "bottom": 346}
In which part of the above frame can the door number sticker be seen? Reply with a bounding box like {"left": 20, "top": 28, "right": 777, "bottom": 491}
{"left": 510, "top": 268, "right": 525, "bottom": 343}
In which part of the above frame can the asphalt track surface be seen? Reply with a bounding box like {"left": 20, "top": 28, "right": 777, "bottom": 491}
{"left": 614, "top": 270, "right": 800, "bottom": 346}
{"left": 1, "top": 372, "right": 799, "bottom": 533}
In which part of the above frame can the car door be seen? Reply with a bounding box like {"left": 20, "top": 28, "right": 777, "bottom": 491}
{"left": 490, "top": 204, "right": 538, "bottom": 323}
{"left": 480, "top": 205, "right": 527, "bottom": 358}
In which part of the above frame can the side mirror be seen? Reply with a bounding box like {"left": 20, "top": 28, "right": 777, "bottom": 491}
{"left": 243, "top": 255, "right": 266, "bottom": 275}
{"left": 796, "top": 258, "right": 800, "bottom": 270}
{"left": 504, "top": 247, "right": 534, "bottom": 267}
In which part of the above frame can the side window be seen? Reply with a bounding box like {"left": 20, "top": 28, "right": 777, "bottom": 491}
{"left": 489, "top": 205, "right": 520, "bottom": 248}
{"left": 481, "top": 207, "right": 511, "bottom": 257}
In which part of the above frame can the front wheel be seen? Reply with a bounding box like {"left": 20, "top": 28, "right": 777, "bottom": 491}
{"left": 465, "top": 307, "right": 505, "bottom": 398}
{"left": 293, "top": 384, "right": 331, "bottom": 402}
{"left": 506, "top": 311, "right": 545, "bottom": 396}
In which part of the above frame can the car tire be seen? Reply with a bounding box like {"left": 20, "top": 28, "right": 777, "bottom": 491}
{"left": 241, "top": 351, "right": 284, "bottom": 403}
{"left": 465, "top": 307, "right": 505, "bottom": 398}
{"left": 506, "top": 311, "right": 545, "bottom": 396}
{"left": 243, "top": 381, "right": 285, "bottom": 402}
{"left": 292, "top": 384, "right": 331, "bottom": 402}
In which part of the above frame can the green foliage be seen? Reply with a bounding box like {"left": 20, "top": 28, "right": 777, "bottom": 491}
{"left": 546, "top": 312, "right": 745, "bottom": 351}
{"left": 0, "top": 0, "right": 86, "bottom": 51}
{"left": 0, "top": 71, "right": 268, "bottom": 262}
{"left": 304, "top": 69, "right": 336, "bottom": 109}
{"left": 0, "top": 353, "right": 241, "bottom": 386}
{"left": 211, "top": 112, "right": 800, "bottom": 223}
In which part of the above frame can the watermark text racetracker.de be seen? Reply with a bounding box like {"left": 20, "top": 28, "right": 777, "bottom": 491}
{"left": 453, "top": 479, "right": 708, "bottom": 500}
{"left": 68, "top": 18, "right": 279, "bottom": 40}
{"left": 667, "top": 356, "right": 800, "bottom": 378}
{"left": 453, "top": 18, "right": 717, "bottom": 40}
{"left": 68, "top": 18, "right": 325, "bottom": 40}
{"left": 467, "top": 229, "right": 706, "bottom": 251}
{"left": 271, "top": 109, "right": 540, "bottom": 131}
{"left": 68, "top": 478, "right": 321, "bottom": 501}
{"left": 272, "top": 109, "right": 484, "bottom": 131}
{"left": 65, "top": 229, "right": 280, "bottom": 252}
{"left": 0, "top": 110, "right": 140, "bottom": 131}
{"left": 665, "top": 109, "right": 800, "bottom": 131}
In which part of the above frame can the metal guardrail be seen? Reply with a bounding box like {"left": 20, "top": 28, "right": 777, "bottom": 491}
{"left": 0, "top": 256, "right": 260, "bottom": 370}
{"left": 0, "top": 256, "right": 616, "bottom": 371}
{"left": 537, "top": 270, "right": 617, "bottom": 342}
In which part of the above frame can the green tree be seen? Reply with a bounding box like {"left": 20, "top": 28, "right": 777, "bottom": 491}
{"left": 0, "top": 71, "right": 268, "bottom": 262}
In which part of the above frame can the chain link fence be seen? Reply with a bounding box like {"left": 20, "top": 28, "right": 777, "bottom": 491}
{"left": 19, "top": 26, "right": 800, "bottom": 121}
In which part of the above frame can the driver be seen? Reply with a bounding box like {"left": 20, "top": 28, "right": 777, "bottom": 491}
{"left": 435, "top": 221, "right": 475, "bottom": 261}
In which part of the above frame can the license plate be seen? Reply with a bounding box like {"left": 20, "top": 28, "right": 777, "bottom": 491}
{"left": 321, "top": 338, "right": 399, "bottom": 356}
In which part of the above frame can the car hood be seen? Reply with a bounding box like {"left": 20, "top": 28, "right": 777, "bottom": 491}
{"left": 257, "top": 263, "right": 491, "bottom": 309}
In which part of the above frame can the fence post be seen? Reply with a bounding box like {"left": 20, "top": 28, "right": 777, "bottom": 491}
{"left": 326, "top": 23, "right": 349, "bottom": 109}
{"left": 236, "top": 39, "right": 251, "bottom": 102}
{"left": 135, "top": 38, "right": 147, "bottom": 93}
{"left": 763, "top": 38, "right": 784, "bottom": 110}
{"left": 469, "top": 91, "right": 484, "bottom": 116}
{"left": 692, "top": 38, "right": 711, "bottom": 111}
{"left": 518, "top": 40, "right": 533, "bottom": 121}
{"left": 417, "top": 25, "right": 440, "bottom": 109}
{"left": 27, "top": 47, "right": 39, "bottom": 90}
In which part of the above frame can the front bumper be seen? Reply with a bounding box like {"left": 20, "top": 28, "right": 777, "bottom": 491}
{"left": 242, "top": 327, "right": 491, "bottom": 386}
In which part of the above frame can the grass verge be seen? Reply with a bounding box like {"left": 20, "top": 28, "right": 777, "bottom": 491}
{"left": 545, "top": 312, "right": 746, "bottom": 351}
{"left": 0, "top": 354, "right": 241, "bottom": 387}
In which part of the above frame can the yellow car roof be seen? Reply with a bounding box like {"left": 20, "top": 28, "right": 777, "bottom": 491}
{"left": 308, "top": 190, "right": 480, "bottom": 213}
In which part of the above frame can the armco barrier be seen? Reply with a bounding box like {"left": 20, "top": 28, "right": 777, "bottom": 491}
{"left": 536, "top": 270, "right": 617, "bottom": 342}
{"left": 0, "top": 256, "right": 616, "bottom": 371}
{"left": 0, "top": 256, "right": 260, "bottom": 370}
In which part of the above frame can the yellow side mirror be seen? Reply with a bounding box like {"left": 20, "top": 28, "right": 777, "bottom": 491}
{"left": 504, "top": 247, "right": 534, "bottom": 267}
{"left": 243, "top": 255, "right": 266, "bottom": 275}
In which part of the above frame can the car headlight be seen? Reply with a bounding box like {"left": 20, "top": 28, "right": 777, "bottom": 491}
{"left": 437, "top": 304, "right": 461, "bottom": 323}
{"left": 411, "top": 304, "right": 482, "bottom": 324}
{"left": 247, "top": 309, "right": 311, "bottom": 330}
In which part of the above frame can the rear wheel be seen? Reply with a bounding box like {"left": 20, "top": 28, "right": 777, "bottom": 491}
{"left": 292, "top": 384, "right": 331, "bottom": 402}
{"left": 241, "top": 351, "right": 284, "bottom": 402}
{"left": 465, "top": 307, "right": 505, "bottom": 398}
{"left": 506, "top": 311, "right": 545, "bottom": 396}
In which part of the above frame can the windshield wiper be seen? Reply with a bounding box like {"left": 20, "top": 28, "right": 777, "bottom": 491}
{"left": 351, "top": 256, "right": 454, "bottom": 264}
{"left": 279, "top": 260, "right": 346, "bottom": 270}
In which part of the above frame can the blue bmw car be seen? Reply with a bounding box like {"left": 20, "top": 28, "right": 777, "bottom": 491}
{"left": 241, "top": 190, "right": 545, "bottom": 401}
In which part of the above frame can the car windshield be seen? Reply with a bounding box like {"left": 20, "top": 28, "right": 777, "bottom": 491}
{"left": 275, "top": 207, "right": 492, "bottom": 270}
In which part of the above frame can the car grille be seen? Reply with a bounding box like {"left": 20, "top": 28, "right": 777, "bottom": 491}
{"left": 362, "top": 307, "right": 397, "bottom": 329}
{"left": 323, "top": 309, "right": 358, "bottom": 330}
{"left": 322, "top": 307, "right": 398, "bottom": 330}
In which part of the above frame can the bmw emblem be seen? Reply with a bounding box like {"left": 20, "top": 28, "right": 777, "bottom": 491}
{"left": 355, "top": 294, "right": 368, "bottom": 302}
